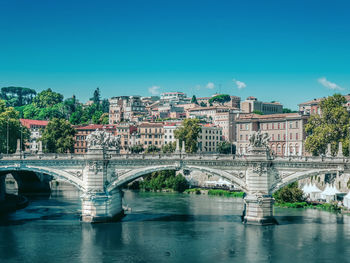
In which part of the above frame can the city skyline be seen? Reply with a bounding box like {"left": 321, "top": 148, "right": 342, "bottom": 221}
{"left": 1, "top": 0, "right": 349, "bottom": 109}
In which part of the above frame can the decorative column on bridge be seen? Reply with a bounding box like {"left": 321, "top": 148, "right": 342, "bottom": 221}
{"left": 243, "top": 131, "right": 277, "bottom": 225}
{"left": 81, "top": 129, "right": 124, "bottom": 223}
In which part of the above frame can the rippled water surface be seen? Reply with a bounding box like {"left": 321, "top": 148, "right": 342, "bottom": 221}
{"left": 1, "top": 190, "right": 350, "bottom": 263}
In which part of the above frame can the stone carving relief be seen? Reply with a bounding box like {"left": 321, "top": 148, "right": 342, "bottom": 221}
{"left": 249, "top": 131, "right": 270, "bottom": 148}
{"left": 86, "top": 129, "right": 121, "bottom": 150}
{"left": 88, "top": 161, "right": 103, "bottom": 175}
{"left": 252, "top": 163, "right": 268, "bottom": 176}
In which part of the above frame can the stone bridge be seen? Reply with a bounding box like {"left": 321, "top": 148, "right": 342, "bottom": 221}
{"left": 0, "top": 147, "right": 348, "bottom": 225}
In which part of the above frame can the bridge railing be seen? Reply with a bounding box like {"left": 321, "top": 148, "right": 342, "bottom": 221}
{"left": 0, "top": 152, "right": 349, "bottom": 163}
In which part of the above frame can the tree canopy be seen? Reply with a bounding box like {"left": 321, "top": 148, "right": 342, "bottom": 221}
{"left": 208, "top": 94, "right": 231, "bottom": 105}
{"left": 174, "top": 118, "right": 201, "bottom": 153}
{"left": 0, "top": 100, "right": 29, "bottom": 153}
{"left": 305, "top": 94, "right": 350, "bottom": 156}
{"left": 0, "top": 87, "right": 36, "bottom": 107}
{"left": 191, "top": 95, "right": 198, "bottom": 104}
{"left": 217, "top": 141, "right": 236, "bottom": 154}
{"left": 33, "top": 88, "right": 64, "bottom": 108}
{"left": 40, "top": 118, "right": 76, "bottom": 153}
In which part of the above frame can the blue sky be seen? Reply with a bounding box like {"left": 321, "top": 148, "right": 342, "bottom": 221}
{"left": 0, "top": 0, "right": 349, "bottom": 109}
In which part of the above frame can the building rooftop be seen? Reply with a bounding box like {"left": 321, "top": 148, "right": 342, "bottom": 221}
{"left": 20, "top": 119, "right": 49, "bottom": 128}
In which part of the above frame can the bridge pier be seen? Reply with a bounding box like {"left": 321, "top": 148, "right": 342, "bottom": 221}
{"left": 243, "top": 194, "right": 276, "bottom": 225}
{"left": 0, "top": 174, "right": 6, "bottom": 201}
{"left": 81, "top": 188, "right": 124, "bottom": 223}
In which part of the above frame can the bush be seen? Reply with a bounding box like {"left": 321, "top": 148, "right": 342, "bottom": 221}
{"left": 138, "top": 170, "right": 189, "bottom": 192}
{"left": 273, "top": 182, "right": 305, "bottom": 203}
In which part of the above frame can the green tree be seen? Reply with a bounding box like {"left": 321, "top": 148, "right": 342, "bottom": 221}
{"left": 200, "top": 102, "right": 207, "bottom": 107}
{"left": 1, "top": 87, "right": 36, "bottom": 106}
{"left": 217, "top": 141, "right": 236, "bottom": 154}
{"left": 191, "top": 95, "right": 198, "bottom": 104}
{"left": 305, "top": 94, "right": 350, "bottom": 156}
{"left": 208, "top": 94, "right": 231, "bottom": 105}
{"left": 101, "top": 99, "right": 109, "bottom": 113}
{"left": 174, "top": 118, "right": 201, "bottom": 153}
{"left": 273, "top": 182, "right": 305, "bottom": 203}
{"left": 0, "top": 100, "right": 30, "bottom": 153}
{"left": 91, "top": 87, "right": 101, "bottom": 106}
{"left": 41, "top": 118, "right": 76, "bottom": 153}
{"left": 145, "top": 145, "right": 160, "bottom": 154}
{"left": 161, "top": 142, "right": 176, "bottom": 153}
{"left": 33, "top": 88, "right": 64, "bottom": 108}
{"left": 130, "top": 145, "right": 144, "bottom": 154}
{"left": 252, "top": 110, "right": 264, "bottom": 115}
{"left": 283, "top": 108, "right": 297, "bottom": 113}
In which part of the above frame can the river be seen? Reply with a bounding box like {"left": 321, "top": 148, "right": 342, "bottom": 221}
{"left": 1, "top": 190, "right": 350, "bottom": 263}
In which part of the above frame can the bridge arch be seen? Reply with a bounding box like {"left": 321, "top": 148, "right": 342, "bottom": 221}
{"left": 107, "top": 164, "right": 247, "bottom": 192}
{"left": 0, "top": 165, "right": 85, "bottom": 192}
{"left": 270, "top": 169, "right": 340, "bottom": 193}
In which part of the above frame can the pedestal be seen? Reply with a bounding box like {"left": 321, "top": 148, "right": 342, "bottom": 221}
{"left": 243, "top": 194, "right": 277, "bottom": 225}
{"left": 81, "top": 188, "right": 124, "bottom": 223}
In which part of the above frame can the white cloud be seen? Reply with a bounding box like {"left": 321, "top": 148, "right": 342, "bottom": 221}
{"left": 206, "top": 82, "right": 215, "bottom": 89}
{"left": 317, "top": 77, "right": 343, "bottom": 90}
{"left": 148, "top": 85, "right": 160, "bottom": 95}
{"left": 195, "top": 85, "right": 201, "bottom": 90}
{"left": 233, "top": 79, "right": 247, "bottom": 90}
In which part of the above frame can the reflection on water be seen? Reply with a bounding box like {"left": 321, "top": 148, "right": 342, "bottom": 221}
{"left": 1, "top": 190, "right": 350, "bottom": 263}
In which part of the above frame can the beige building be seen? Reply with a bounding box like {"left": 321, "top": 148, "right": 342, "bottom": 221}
{"left": 198, "top": 124, "right": 223, "bottom": 153}
{"left": 137, "top": 122, "right": 164, "bottom": 149}
{"left": 241, "top": 96, "right": 283, "bottom": 115}
{"left": 109, "top": 96, "right": 146, "bottom": 124}
{"left": 236, "top": 113, "right": 308, "bottom": 156}
{"left": 187, "top": 106, "right": 239, "bottom": 142}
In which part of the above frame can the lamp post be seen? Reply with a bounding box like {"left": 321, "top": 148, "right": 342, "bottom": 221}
{"left": 6, "top": 116, "right": 9, "bottom": 154}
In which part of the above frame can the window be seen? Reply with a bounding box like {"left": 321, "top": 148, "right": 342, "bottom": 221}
{"left": 272, "top": 134, "right": 274, "bottom": 140}
{"left": 278, "top": 134, "right": 280, "bottom": 140}
{"left": 289, "top": 122, "right": 292, "bottom": 129}
{"left": 240, "top": 134, "right": 242, "bottom": 140}
{"left": 278, "top": 123, "right": 280, "bottom": 129}
{"left": 296, "top": 133, "right": 298, "bottom": 140}
{"left": 296, "top": 121, "right": 299, "bottom": 128}
{"left": 290, "top": 133, "right": 292, "bottom": 140}
{"left": 246, "top": 134, "right": 248, "bottom": 140}
{"left": 246, "top": 124, "right": 249, "bottom": 130}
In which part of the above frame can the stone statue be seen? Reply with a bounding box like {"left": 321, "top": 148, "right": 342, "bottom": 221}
{"left": 248, "top": 131, "right": 270, "bottom": 148}
{"left": 86, "top": 129, "right": 121, "bottom": 151}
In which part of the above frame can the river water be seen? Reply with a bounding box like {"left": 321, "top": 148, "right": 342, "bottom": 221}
{"left": 1, "top": 190, "right": 350, "bottom": 263}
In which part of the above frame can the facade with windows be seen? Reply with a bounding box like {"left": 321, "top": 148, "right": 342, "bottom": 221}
{"left": 236, "top": 113, "right": 308, "bottom": 156}
{"left": 20, "top": 119, "right": 49, "bottom": 153}
{"left": 137, "top": 122, "right": 164, "bottom": 150}
{"left": 241, "top": 96, "right": 283, "bottom": 115}
{"left": 109, "top": 96, "right": 146, "bottom": 124}
{"left": 197, "top": 124, "right": 223, "bottom": 153}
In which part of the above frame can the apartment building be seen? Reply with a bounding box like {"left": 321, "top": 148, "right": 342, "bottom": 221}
{"left": 187, "top": 106, "right": 239, "bottom": 142}
{"left": 298, "top": 95, "right": 350, "bottom": 115}
{"left": 160, "top": 92, "right": 187, "bottom": 103}
{"left": 198, "top": 124, "right": 223, "bottom": 153}
{"left": 137, "top": 122, "right": 164, "bottom": 149}
{"left": 241, "top": 96, "right": 283, "bottom": 115}
{"left": 109, "top": 96, "right": 146, "bottom": 124}
{"left": 20, "top": 119, "right": 48, "bottom": 152}
{"left": 236, "top": 113, "right": 308, "bottom": 156}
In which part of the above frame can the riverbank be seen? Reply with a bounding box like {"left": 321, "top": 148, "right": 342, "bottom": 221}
{"left": 274, "top": 201, "right": 342, "bottom": 212}
{"left": 0, "top": 193, "right": 28, "bottom": 214}
{"left": 184, "top": 188, "right": 245, "bottom": 198}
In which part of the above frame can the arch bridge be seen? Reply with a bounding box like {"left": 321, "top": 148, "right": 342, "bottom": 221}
{"left": 0, "top": 148, "right": 348, "bottom": 225}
